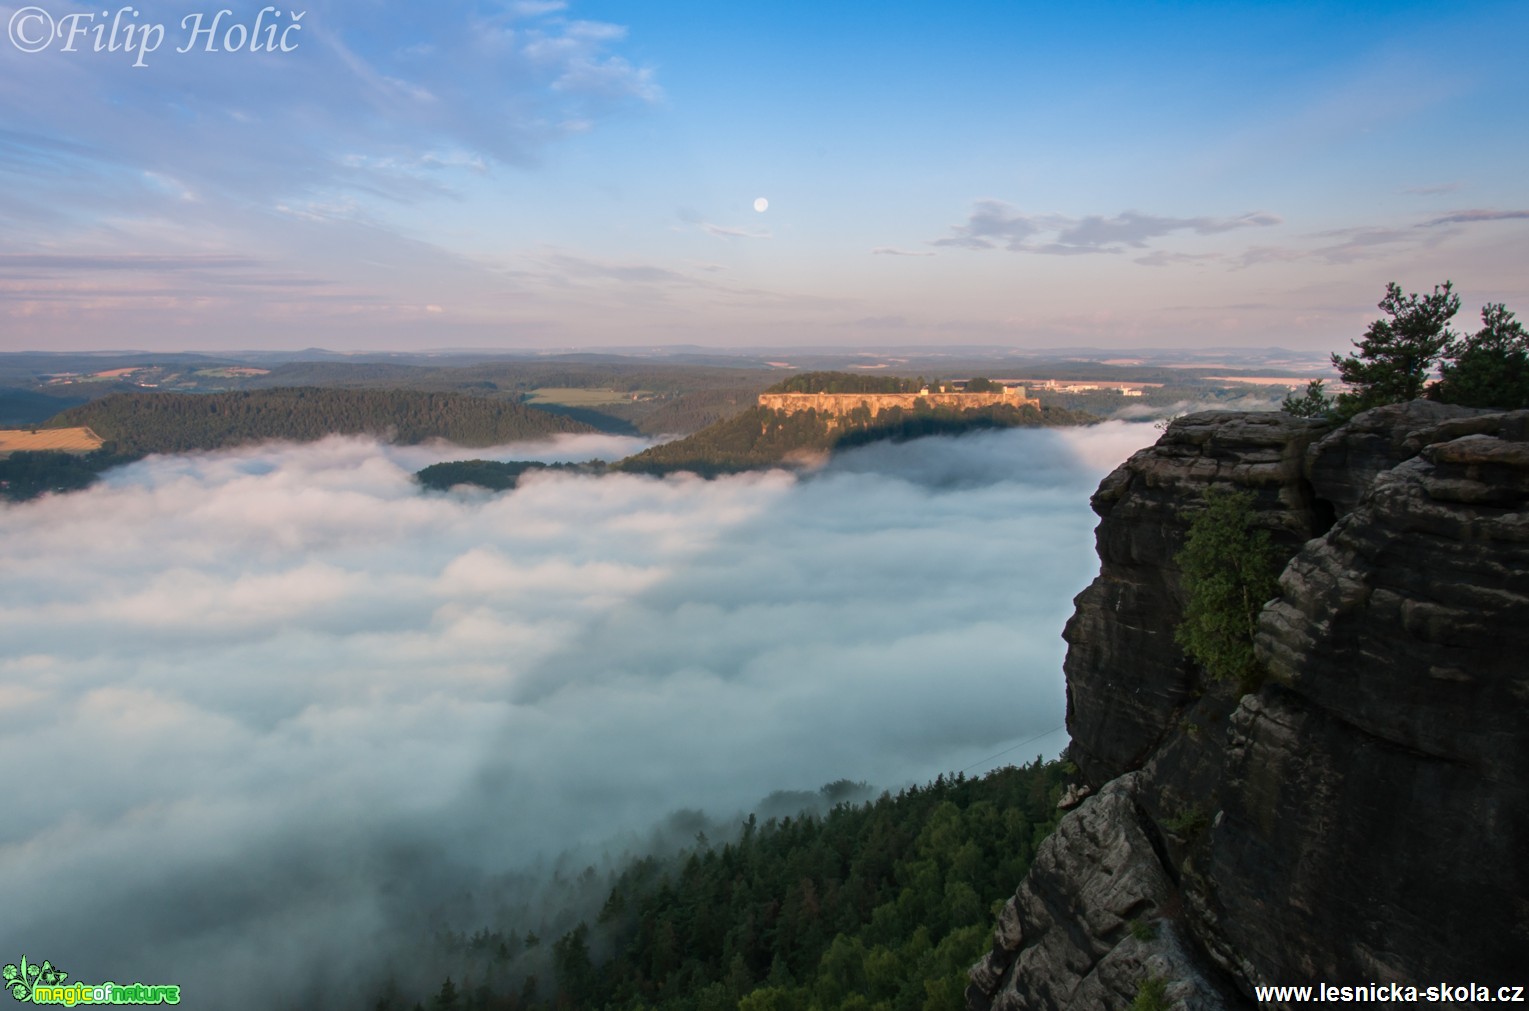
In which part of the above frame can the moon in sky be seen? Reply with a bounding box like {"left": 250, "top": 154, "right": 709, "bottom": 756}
{"left": 753, "top": 197, "right": 769, "bottom": 213}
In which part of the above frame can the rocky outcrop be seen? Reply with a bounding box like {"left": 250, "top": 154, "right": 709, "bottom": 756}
{"left": 1061, "top": 412, "right": 1332, "bottom": 787}
{"left": 970, "top": 404, "right": 1529, "bottom": 1010}
{"left": 756, "top": 387, "right": 1036, "bottom": 418}
{"left": 969, "top": 775, "right": 1242, "bottom": 1011}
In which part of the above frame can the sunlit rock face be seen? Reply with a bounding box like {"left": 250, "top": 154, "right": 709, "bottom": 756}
{"left": 970, "top": 405, "right": 1529, "bottom": 1011}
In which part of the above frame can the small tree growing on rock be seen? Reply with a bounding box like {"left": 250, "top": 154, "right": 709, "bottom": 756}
{"left": 1280, "top": 379, "right": 1334, "bottom": 418}
{"left": 1175, "top": 486, "right": 1283, "bottom": 690}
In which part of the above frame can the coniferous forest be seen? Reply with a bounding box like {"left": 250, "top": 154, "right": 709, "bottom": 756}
{"left": 44, "top": 388, "right": 594, "bottom": 455}
{"left": 373, "top": 759, "right": 1069, "bottom": 1011}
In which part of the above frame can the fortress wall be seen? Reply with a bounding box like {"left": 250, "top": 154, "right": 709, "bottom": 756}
{"left": 757, "top": 388, "right": 1034, "bottom": 417}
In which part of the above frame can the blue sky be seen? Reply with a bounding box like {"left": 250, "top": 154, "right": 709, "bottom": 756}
{"left": 1, "top": 0, "right": 1525, "bottom": 351}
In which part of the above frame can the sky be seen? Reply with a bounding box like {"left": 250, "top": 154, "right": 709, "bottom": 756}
{"left": 0, "top": 423, "right": 1156, "bottom": 1006}
{"left": 1, "top": 0, "right": 1527, "bottom": 351}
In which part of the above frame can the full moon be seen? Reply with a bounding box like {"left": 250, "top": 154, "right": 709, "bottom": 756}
{"left": 753, "top": 197, "right": 769, "bottom": 213}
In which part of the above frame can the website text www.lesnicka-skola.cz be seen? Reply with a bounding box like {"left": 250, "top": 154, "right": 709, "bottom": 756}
{"left": 1255, "top": 983, "right": 1526, "bottom": 1004}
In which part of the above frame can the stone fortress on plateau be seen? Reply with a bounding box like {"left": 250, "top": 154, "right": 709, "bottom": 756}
{"left": 757, "top": 383, "right": 1038, "bottom": 418}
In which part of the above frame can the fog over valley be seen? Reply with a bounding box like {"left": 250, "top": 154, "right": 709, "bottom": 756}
{"left": 0, "top": 423, "right": 1156, "bottom": 1007}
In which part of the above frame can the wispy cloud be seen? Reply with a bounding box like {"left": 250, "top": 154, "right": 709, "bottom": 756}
{"left": 0, "top": 253, "right": 260, "bottom": 273}
{"left": 0, "top": 3, "right": 661, "bottom": 232}
{"left": 932, "top": 201, "right": 1281, "bottom": 255}
{"left": 871, "top": 246, "right": 935, "bottom": 257}
{"left": 1134, "top": 250, "right": 1222, "bottom": 268}
{"left": 1402, "top": 182, "right": 1461, "bottom": 196}
{"left": 1417, "top": 208, "right": 1529, "bottom": 227}
{"left": 700, "top": 222, "right": 772, "bottom": 240}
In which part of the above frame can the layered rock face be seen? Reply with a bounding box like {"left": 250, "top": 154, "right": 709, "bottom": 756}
{"left": 970, "top": 403, "right": 1529, "bottom": 1010}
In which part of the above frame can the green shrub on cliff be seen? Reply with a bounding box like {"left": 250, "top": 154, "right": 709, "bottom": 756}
{"left": 1130, "top": 975, "right": 1171, "bottom": 1011}
{"left": 1174, "top": 487, "right": 1282, "bottom": 689}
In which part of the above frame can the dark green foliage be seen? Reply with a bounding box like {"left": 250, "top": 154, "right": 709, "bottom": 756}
{"left": 1332, "top": 281, "right": 1460, "bottom": 416}
{"left": 415, "top": 459, "right": 601, "bottom": 492}
{"left": 617, "top": 403, "right": 1096, "bottom": 477}
{"left": 1130, "top": 976, "right": 1171, "bottom": 1011}
{"left": 45, "top": 388, "right": 594, "bottom": 456}
{"left": 765, "top": 372, "right": 925, "bottom": 395}
{"left": 1162, "top": 805, "right": 1209, "bottom": 838}
{"left": 1174, "top": 487, "right": 1283, "bottom": 689}
{"left": 0, "top": 449, "right": 141, "bottom": 502}
{"left": 963, "top": 377, "right": 998, "bottom": 393}
{"left": 1280, "top": 379, "right": 1334, "bottom": 418}
{"left": 400, "top": 761, "right": 1069, "bottom": 1011}
{"left": 1430, "top": 302, "right": 1529, "bottom": 410}
{"left": 432, "top": 978, "right": 461, "bottom": 1011}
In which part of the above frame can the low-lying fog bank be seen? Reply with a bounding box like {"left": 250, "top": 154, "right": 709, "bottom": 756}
{"left": 0, "top": 423, "right": 1156, "bottom": 1007}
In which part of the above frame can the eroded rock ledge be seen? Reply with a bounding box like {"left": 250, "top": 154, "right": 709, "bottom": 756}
{"left": 970, "top": 403, "right": 1529, "bottom": 1010}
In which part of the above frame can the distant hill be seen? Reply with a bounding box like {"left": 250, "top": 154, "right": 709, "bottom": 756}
{"left": 0, "top": 387, "right": 93, "bottom": 426}
{"left": 617, "top": 400, "right": 1095, "bottom": 477}
{"left": 45, "top": 388, "right": 595, "bottom": 455}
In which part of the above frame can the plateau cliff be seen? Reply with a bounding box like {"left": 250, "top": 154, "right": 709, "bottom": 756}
{"left": 969, "top": 403, "right": 1529, "bottom": 1009}
{"left": 756, "top": 386, "right": 1036, "bottom": 418}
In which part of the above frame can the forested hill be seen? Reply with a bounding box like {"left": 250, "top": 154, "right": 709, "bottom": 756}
{"left": 766, "top": 372, "right": 928, "bottom": 394}
{"left": 617, "top": 402, "right": 1095, "bottom": 477}
{"left": 44, "top": 388, "right": 595, "bottom": 455}
{"left": 382, "top": 759, "right": 1069, "bottom": 1011}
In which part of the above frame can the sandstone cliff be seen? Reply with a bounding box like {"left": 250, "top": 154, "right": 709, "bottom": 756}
{"left": 969, "top": 403, "right": 1529, "bottom": 1010}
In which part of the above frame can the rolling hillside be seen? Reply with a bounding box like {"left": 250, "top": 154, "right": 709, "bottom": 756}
{"left": 45, "top": 388, "right": 596, "bottom": 455}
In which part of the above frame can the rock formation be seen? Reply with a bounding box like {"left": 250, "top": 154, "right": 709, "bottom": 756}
{"left": 969, "top": 403, "right": 1529, "bottom": 1010}
{"left": 756, "top": 386, "right": 1035, "bottom": 418}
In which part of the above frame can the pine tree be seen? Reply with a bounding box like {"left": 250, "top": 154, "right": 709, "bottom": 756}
{"left": 1431, "top": 302, "right": 1529, "bottom": 409}
{"left": 1332, "top": 281, "right": 1460, "bottom": 415}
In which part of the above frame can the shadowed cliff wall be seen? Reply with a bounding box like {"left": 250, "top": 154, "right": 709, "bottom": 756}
{"left": 969, "top": 403, "right": 1529, "bottom": 1010}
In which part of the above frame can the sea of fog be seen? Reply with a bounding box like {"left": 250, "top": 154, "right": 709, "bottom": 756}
{"left": 0, "top": 423, "right": 1157, "bottom": 1007}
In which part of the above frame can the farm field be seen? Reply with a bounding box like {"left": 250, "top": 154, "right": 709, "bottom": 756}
{"left": 0, "top": 426, "right": 103, "bottom": 456}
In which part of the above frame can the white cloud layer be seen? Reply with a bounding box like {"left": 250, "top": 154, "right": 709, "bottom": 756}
{"left": 0, "top": 424, "right": 1157, "bottom": 1006}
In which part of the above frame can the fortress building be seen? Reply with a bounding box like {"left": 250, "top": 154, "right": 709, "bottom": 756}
{"left": 756, "top": 385, "right": 1036, "bottom": 418}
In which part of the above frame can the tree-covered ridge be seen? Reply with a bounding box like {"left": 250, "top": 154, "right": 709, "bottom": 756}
{"left": 416, "top": 459, "right": 603, "bottom": 492}
{"left": 386, "top": 760, "right": 1069, "bottom": 1011}
{"left": 45, "top": 388, "right": 595, "bottom": 455}
{"left": 0, "top": 449, "right": 141, "bottom": 502}
{"left": 617, "top": 403, "right": 1094, "bottom": 478}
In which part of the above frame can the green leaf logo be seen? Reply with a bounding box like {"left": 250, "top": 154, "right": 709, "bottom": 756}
{"left": 4, "top": 956, "right": 66, "bottom": 1002}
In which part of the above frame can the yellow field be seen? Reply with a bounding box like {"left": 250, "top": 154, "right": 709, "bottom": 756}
{"left": 0, "top": 427, "right": 104, "bottom": 456}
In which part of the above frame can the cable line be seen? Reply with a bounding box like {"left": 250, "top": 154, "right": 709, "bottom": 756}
{"left": 957, "top": 724, "right": 1068, "bottom": 775}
